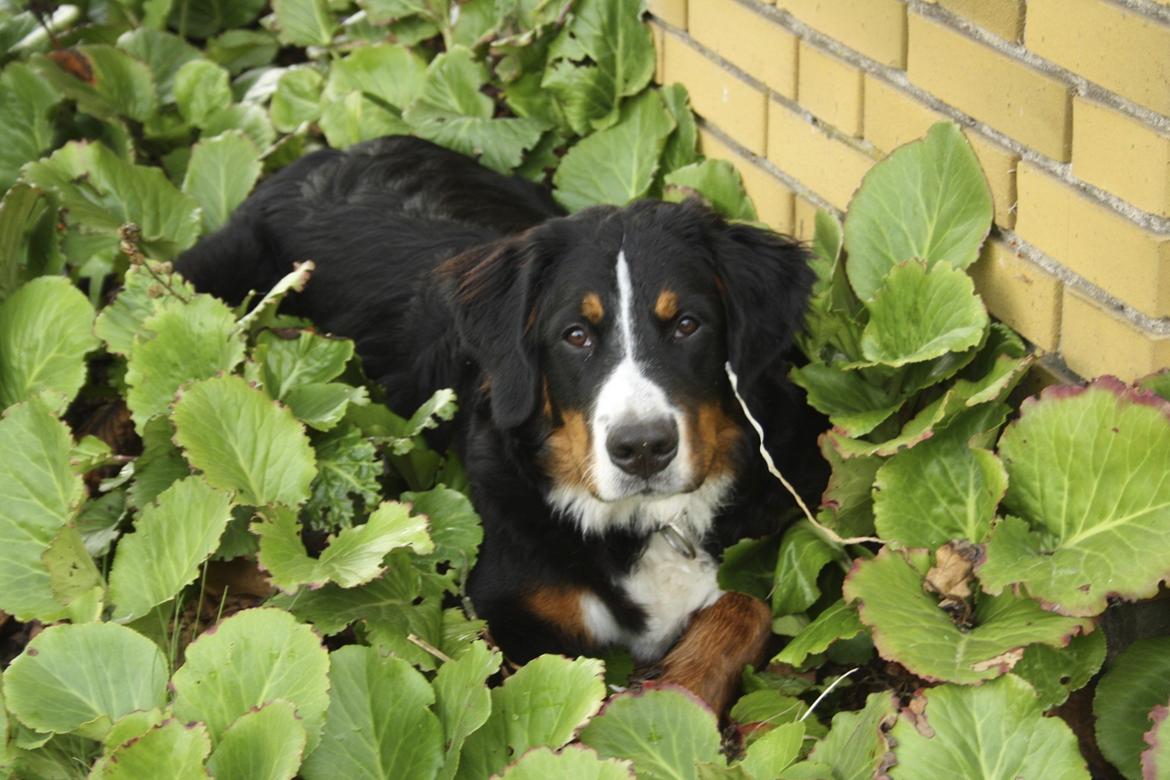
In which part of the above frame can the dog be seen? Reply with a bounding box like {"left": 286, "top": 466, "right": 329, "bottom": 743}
{"left": 176, "top": 135, "right": 825, "bottom": 713}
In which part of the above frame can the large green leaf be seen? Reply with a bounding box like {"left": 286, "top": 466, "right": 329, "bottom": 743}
{"left": 553, "top": 89, "right": 676, "bottom": 211}
{"left": 34, "top": 45, "right": 156, "bottom": 122}
{"left": 578, "top": 689, "right": 723, "bottom": 780}
{"left": 859, "top": 261, "right": 989, "bottom": 367}
{"left": 207, "top": 701, "right": 307, "bottom": 780}
{"left": 270, "top": 67, "right": 323, "bottom": 132}
{"left": 124, "top": 294, "right": 246, "bottom": 430}
{"left": 888, "top": 675, "right": 1089, "bottom": 779}
{"left": 2, "top": 623, "right": 168, "bottom": 738}
{"left": 844, "top": 548, "right": 1091, "bottom": 684}
{"left": 433, "top": 640, "right": 502, "bottom": 780}
{"left": 301, "top": 646, "right": 443, "bottom": 780}
{"left": 844, "top": 122, "right": 993, "bottom": 301}
{"left": 979, "top": 379, "right": 1170, "bottom": 615}
{"left": 94, "top": 262, "right": 196, "bottom": 357}
{"left": 499, "top": 747, "right": 635, "bottom": 780}
{"left": 0, "top": 183, "right": 52, "bottom": 301}
{"left": 116, "top": 28, "right": 201, "bottom": 104}
{"left": 404, "top": 46, "right": 546, "bottom": 173}
{"left": 0, "top": 276, "right": 97, "bottom": 413}
{"left": 318, "top": 45, "right": 424, "bottom": 147}
{"left": 663, "top": 160, "right": 757, "bottom": 221}
{"left": 0, "top": 401, "right": 85, "bottom": 622}
{"left": 788, "top": 692, "right": 896, "bottom": 780}
{"left": 182, "top": 130, "right": 262, "bottom": 233}
{"left": 24, "top": 141, "right": 202, "bottom": 259}
{"left": 872, "top": 423, "right": 1007, "bottom": 547}
{"left": 772, "top": 520, "right": 837, "bottom": 616}
{"left": 171, "top": 608, "right": 330, "bottom": 750}
{"left": 1094, "top": 637, "right": 1170, "bottom": 780}
{"left": 458, "top": 656, "right": 607, "bottom": 780}
{"left": 174, "top": 59, "right": 232, "bottom": 128}
{"left": 172, "top": 375, "right": 317, "bottom": 507}
{"left": 772, "top": 599, "right": 865, "bottom": 667}
{"left": 0, "top": 62, "right": 59, "bottom": 191}
{"left": 107, "top": 476, "right": 233, "bottom": 621}
{"left": 168, "top": 0, "right": 268, "bottom": 38}
{"left": 303, "top": 424, "right": 382, "bottom": 529}
{"left": 254, "top": 501, "right": 432, "bottom": 590}
{"left": 789, "top": 363, "right": 901, "bottom": 438}
{"left": 1014, "top": 630, "right": 1106, "bottom": 711}
{"left": 736, "top": 721, "right": 804, "bottom": 780}
{"left": 89, "top": 720, "right": 211, "bottom": 780}
{"left": 273, "top": 0, "right": 337, "bottom": 46}
{"left": 404, "top": 485, "right": 483, "bottom": 572}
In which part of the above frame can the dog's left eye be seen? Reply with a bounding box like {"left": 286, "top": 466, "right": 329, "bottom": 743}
{"left": 673, "top": 315, "right": 700, "bottom": 339}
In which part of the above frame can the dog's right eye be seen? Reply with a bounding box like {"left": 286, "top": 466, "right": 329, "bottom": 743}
{"left": 563, "top": 326, "right": 593, "bottom": 349}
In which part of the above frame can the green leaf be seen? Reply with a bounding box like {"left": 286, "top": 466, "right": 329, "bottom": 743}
{"left": 206, "top": 701, "right": 307, "bottom": 780}
{"left": 729, "top": 689, "right": 809, "bottom": 728}
{"left": 327, "top": 43, "right": 426, "bottom": 112}
{"left": 554, "top": 89, "right": 676, "bottom": 211}
{"left": 789, "top": 363, "right": 900, "bottom": 438}
{"left": 459, "top": 656, "right": 607, "bottom": 780}
{"left": 772, "top": 520, "right": 837, "bottom": 616}
{"left": 791, "top": 692, "right": 896, "bottom": 780}
{"left": 0, "top": 184, "right": 53, "bottom": 300}
{"left": 664, "top": 160, "right": 757, "bottom": 221}
{"left": 860, "top": 261, "right": 989, "bottom": 367}
{"left": 116, "top": 28, "right": 201, "bottom": 104}
{"left": 979, "top": 379, "right": 1170, "bottom": 615}
{"left": 89, "top": 720, "right": 211, "bottom": 780}
{"left": 0, "top": 276, "right": 98, "bottom": 413}
{"left": 108, "top": 476, "right": 233, "bottom": 621}
{"left": 168, "top": 0, "right": 268, "bottom": 38}
{"left": 301, "top": 646, "right": 443, "bottom": 780}
{"left": 207, "top": 29, "right": 280, "bottom": 74}
{"left": 1094, "top": 637, "right": 1170, "bottom": 780}
{"left": 174, "top": 59, "right": 232, "bottom": 128}
{"left": 738, "top": 721, "right": 803, "bottom": 780}
{"left": 844, "top": 122, "right": 993, "bottom": 301}
{"left": 25, "top": 141, "right": 202, "bottom": 259}
{"left": 42, "top": 525, "right": 104, "bottom": 623}
{"left": 172, "top": 375, "right": 317, "bottom": 507}
{"left": 171, "top": 608, "right": 330, "bottom": 750}
{"left": 1014, "top": 630, "right": 1106, "bottom": 711}
{"left": 94, "top": 262, "right": 196, "bottom": 357}
{"left": 270, "top": 67, "right": 323, "bottom": 132}
{"left": 0, "top": 401, "right": 85, "bottom": 622}
{"left": 255, "top": 501, "right": 432, "bottom": 590}
{"left": 772, "top": 599, "right": 865, "bottom": 667}
{"left": 499, "top": 747, "right": 635, "bottom": 780}
{"left": 872, "top": 424, "right": 1007, "bottom": 547}
{"left": 280, "top": 383, "right": 366, "bottom": 431}
{"left": 433, "top": 640, "right": 502, "bottom": 780}
{"left": 578, "top": 689, "right": 724, "bottom": 780}
{"left": 128, "top": 417, "right": 190, "bottom": 509}
{"left": 1139, "top": 369, "right": 1170, "bottom": 402}
{"left": 0, "top": 62, "right": 60, "bottom": 191}
{"left": 404, "top": 46, "right": 546, "bottom": 172}
{"left": 182, "top": 130, "right": 262, "bottom": 234}
{"left": 273, "top": 0, "right": 337, "bottom": 46}
{"left": 34, "top": 45, "right": 156, "bottom": 122}
{"left": 404, "top": 485, "right": 484, "bottom": 571}
{"left": 125, "top": 295, "right": 247, "bottom": 430}
{"left": 844, "top": 547, "right": 1091, "bottom": 684}
{"left": 888, "top": 675, "right": 1089, "bottom": 779}
{"left": 303, "top": 424, "right": 382, "bottom": 529}
{"left": 1142, "top": 702, "right": 1170, "bottom": 780}
{"left": 2, "top": 623, "right": 167, "bottom": 738}
{"left": 660, "top": 83, "right": 700, "bottom": 174}
{"left": 320, "top": 91, "right": 411, "bottom": 148}
{"left": 202, "top": 103, "right": 276, "bottom": 151}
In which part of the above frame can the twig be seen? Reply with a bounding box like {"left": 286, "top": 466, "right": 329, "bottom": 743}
{"left": 118, "top": 223, "right": 190, "bottom": 303}
{"left": 407, "top": 633, "right": 453, "bottom": 664}
{"left": 801, "top": 667, "right": 860, "bottom": 721}
{"left": 724, "top": 362, "right": 882, "bottom": 546}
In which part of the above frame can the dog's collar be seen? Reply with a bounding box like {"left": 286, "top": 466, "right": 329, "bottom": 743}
{"left": 658, "top": 520, "right": 698, "bottom": 559}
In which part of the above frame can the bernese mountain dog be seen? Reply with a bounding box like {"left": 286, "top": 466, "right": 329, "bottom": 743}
{"left": 176, "top": 135, "right": 825, "bottom": 713}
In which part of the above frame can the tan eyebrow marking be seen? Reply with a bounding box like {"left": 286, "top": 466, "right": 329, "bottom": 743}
{"left": 654, "top": 289, "right": 679, "bottom": 321}
{"left": 581, "top": 292, "right": 605, "bottom": 324}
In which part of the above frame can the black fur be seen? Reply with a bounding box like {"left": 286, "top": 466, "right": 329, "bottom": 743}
{"left": 176, "top": 136, "right": 826, "bottom": 665}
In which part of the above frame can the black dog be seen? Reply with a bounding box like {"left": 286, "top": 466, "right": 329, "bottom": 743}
{"left": 177, "top": 136, "right": 824, "bottom": 711}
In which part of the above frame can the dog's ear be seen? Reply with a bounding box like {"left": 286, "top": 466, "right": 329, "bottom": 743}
{"left": 701, "top": 204, "right": 814, "bottom": 395}
{"left": 448, "top": 232, "right": 549, "bottom": 429}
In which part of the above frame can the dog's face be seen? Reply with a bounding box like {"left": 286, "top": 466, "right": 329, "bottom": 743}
{"left": 453, "top": 200, "right": 812, "bottom": 536}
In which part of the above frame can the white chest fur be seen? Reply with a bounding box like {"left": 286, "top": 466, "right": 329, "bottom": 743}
{"left": 581, "top": 533, "right": 723, "bottom": 662}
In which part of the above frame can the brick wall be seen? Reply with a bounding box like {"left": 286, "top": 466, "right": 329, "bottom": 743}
{"left": 647, "top": 0, "right": 1170, "bottom": 381}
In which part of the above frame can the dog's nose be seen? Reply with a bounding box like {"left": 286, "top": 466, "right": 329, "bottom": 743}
{"left": 606, "top": 418, "right": 679, "bottom": 478}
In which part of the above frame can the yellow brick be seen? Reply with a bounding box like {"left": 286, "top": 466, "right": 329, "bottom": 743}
{"left": 689, "top": 0, "right": 798, "bottom": 98}
{"left": 766, "top": 99, "right": 875, "bottom": 210}
{"left": 908, "top": 13, "right": 1072, "bottom": 161}
{"left": 647, "top": 0, "right": 687, "bottom": 29}
{"left": 1072, "top": 98, "right": 1170, "bottom": 219}
{"left": 1060, "top": 290, "right": 1170, "bottom": 381}
{"left": 651, "top": 22, "right": 666, "bottom": 83}
{"left": 1015, "top": 162, "right": 1170, "bottom": 318}
{"left": 793, "top": 196, "right": 821, "bottom": 241}
{"left": 662, "top": 33, "right": 768, "bottom": 155}
{"left": 930, "top": 0, "right": 1024, "bottom": 41}
{"left": 1027, "top": 0, "right": 1170, "bottom": 117}
{"left": 698, "top": 126, "right": 796, "bottom": 234}
{"left": 862, "top": 76, "right": 1019, "bottom": 228}
{"left": 777, "top": 0, "right": 907, "bottom": 67}
{"left": 797, "top": 42, "right": 864, "bottom": 136}
{"left": 968, "top": 238, "right": 1062, "bottom": 351}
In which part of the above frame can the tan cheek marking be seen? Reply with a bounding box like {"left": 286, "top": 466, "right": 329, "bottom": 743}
{"left": 541, "top": 410, "right": 596, "bottom": 493}
{"left": 526, "top": 585, "right": 593, "bottom": 643}
{"left": 581, "top": 293, "right": 604, "bottom": 325}
{"left": 659, "top": 592, "right": 773, "bottom": 714}
{"left": 654, "top": 289, "right": 679, "bottom": 321}
{"left": 688, "top": 403, "right": 744, "bottom": 479}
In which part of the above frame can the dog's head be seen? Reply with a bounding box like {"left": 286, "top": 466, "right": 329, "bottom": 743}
{"left": 452, "top": 200, "right": 812, "bottom": 535}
